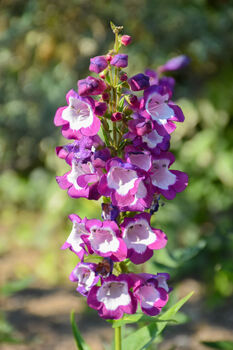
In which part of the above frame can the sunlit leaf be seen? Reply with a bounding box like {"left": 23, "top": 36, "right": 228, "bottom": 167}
{"left": 122, "top": 291, "right": 193, "bottom": 350}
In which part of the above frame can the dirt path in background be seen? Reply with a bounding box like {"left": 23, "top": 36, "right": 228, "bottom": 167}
{"left": 1, "top": 280, "right": 233, "bottom": 350}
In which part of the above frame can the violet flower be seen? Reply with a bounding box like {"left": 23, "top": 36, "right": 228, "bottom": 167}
{"left": 78, "top": 76, "right": 107, "bottom": 96}
{"left": 87, "top": 274, "right": 137, "bottom": 319}
{"left": 70, "top": 262, "right": 100, "bottom": 296}
{"left": 128, "top": 73, "right": 150, "bottom": 91}
{"left": 110, "top": 54, "right": 128, "bottom": 68}
{"left": 120, "top": 213, "right": 167, "bottom": 264}
{"left": 89, "top": 55, "right": 108, "bottom": 74}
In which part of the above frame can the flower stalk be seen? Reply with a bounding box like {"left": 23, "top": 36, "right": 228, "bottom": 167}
{"left": 115, "top": 326, "right": 122, "bottom": 350}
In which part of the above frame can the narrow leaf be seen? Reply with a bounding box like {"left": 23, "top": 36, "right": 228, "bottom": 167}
{"left": 201, "top": 341, "right": 233, "bottom": 350}
{"left": 122, "top": 322, "right": 157, "bottom": 350}
{"left": 110, "top": 313, "right": 177, "bottom": 328}
{"left": 156, "top": 291, "right": 194, "bottom": 335}
{"left": 122, "top": 291, "right": 194, "bottom": 350}
{"left": 118, "top": 96, "right": 125, "bottom": 112}
{"left": 70, "top": 310, "right": 91, "bottom": 350}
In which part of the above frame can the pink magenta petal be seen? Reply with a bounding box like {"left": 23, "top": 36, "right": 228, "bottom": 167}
{"left": 54, "top": 106, "right": 67, "bottom": 126}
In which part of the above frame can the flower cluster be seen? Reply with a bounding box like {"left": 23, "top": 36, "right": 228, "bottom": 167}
{"left": 54, "top": 24, "right": 188, "bottom": 320}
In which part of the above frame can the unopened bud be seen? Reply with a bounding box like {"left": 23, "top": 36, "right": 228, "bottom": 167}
{"left": 111, "top": 112, "right": 123, "bottom": 122}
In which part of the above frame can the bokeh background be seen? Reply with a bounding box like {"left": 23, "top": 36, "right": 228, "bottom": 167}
{"left": 1, "top": 0, "right": 233, "bottom": 349}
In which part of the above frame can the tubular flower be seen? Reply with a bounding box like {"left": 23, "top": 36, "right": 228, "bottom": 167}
{"left": 87, "top": 274, "right": 137, "bottom": 319}
{"left": 120, "top": 213, "right": 167, "bottom": 264}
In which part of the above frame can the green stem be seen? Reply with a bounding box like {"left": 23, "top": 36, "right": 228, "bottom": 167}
{"left": 115, "top": 326, "right": 122, "bottom": 350}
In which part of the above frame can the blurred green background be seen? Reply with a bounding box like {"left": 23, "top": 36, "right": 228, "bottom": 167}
{"left": 0, "top": 0, "right": 233, "bottom": 346}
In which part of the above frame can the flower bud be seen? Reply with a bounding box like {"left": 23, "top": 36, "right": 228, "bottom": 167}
{"left": 128, "top": 73, "right": 150, "bottom": 91}
{"left": 89, "top": 55, "right": 108, "bottom": 74}
{"left": 120, "top": 72, "right": 128, "bottom": 82}
{"left": 111, "top": 112, "right": 123, "bottom": 121}
{"left": 78, "top": 76, "right": 107, "bottom": 96}
{"left": 94, "top": 101, "right": 107, "bottom": 116}
{"left": 102, "top": 92, "right": 109, "bottom": 101}
{"left": 110, "top": 54, "right": 128, "bottom": 68}
{"left": 105, "top": 54, "right": 112, "bottom": 62}
{"left": 121, "top": 35, "right": 132, "bottom": 46}
{"left": 99, "top": 72, "right": 105, "bottom": 79}
{"left": 129, "top": 95, "right": 138, "bottom": 106}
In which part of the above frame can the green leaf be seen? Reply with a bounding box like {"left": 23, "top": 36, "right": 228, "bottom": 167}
{"left": 101, "top": 126, "right": 111, "bottom": 147}
{"left": 118, "top": 96, "right": 125, "bottom": 112}
{"left": 156, "top": 291, "right": 194, "bottom": 335}
{"left": 170, "top": 240, "right": 206, "bottom": 264}
{"left": 201, "top": 341, "right": 233, "bottom": 350}
{"left": 70, "top": 310, "right": 92, "bottom": 350}
{"left": 110, "top": 313, "right": 178, "bottom": 328}
{"left": 122, "top": 291, "right": 194, "bottom": 350}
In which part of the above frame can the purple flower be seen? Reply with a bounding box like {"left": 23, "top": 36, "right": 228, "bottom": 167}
{"left": 120, "top": 213, "right": 167, "bottom": 264}
{"left": 56, "top": 136, "right": 103, "bottom": 165}
{"left": 110, "top": 54, "right": 128, "bottom": 68}
{"left": 83, "top": 219, "right": 127, "bottom": 262}
{"left": 149, "top": 152, "right": 188, "bottom": 200}
{"left": 144, "top": 86, "right": 175, "bottom": 122}
{"left": 56, "top": 158, "right": 101, "bottom": 200}
{"left": 70, "top": 262, "right": 99, "bottom": 296}
{"left": 101, "top": 203, "right": 119, "bottom": 221}
{"left": 78, "top": 76, "right": 107, "bottom": 97}
{"left": 132, "top": 273, "right": 169, "bottom": 316}
{"left": 54, "top": 89, "right": 101, "bottom": 138}
{"left": 159, "top": 55, "right": 190, "bottom": 72}
{"left": 125, "top": 147, "right": 152, "bottom": 172}
{"left": 145, "top": 69, "right": 159, "bottom": 86}
{"left": 111, "top": 112, "right": 123, "bottom": 122}
{"left": 128, "top": 73, "right": 150, "bottom": 91}
{"left": 98, "top": 158, "right": 153, "bottom": 212}
{"left": 127, "top": 118, "right": 170, "bottom": 154}
{"left": 87, "top": 274, "right": 137, "bottom": 319}
{"left": 61, "top": 214, "right": 88, "bottom": 260}
{"left": 94, "top": 101, "right": 107, "bottom": 116}
{"left": 159, "top": 77, "right": 176, "bottom": 95}
{"left": 89, "top": 56, "right": 108, "bottom": 74}
{"left": 120, "top": 72, "right": 128, "bottom": 82}
{"left": 128, "top": 117, "right": 152, "bottom": 136}
{"left": 121, "top": 35, "right": 132, "bottom": 46}
{"left": 143, "top": 85, "right": 185, "bottom": 134}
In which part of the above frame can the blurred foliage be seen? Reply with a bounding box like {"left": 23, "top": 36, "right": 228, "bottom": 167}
{"left": 0, "top": 0, "right": 233, "bottom": 309}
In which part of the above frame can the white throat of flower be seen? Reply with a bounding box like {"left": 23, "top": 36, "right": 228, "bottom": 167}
{"left": 97, "top": 281, "right": 131, "bottom": 311}
{"left": 123, "top": 218, "right": 156, "bottom": 253}
{"left": 151, "top": 159, "right": 176, "bottom": 190}
{"left": 89, "top": 226, "right": 119, "bottom": 253}
{"left": 107, "top": 166, "right": 138, "bottom": 196}
{"left": 62, "top": 96, "right": 93, "bottom": 130}
{"left": 145, "top": 92, "right": 174, "bottom": 123}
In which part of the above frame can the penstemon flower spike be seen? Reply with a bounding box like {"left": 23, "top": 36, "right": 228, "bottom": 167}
{"left": 54, "top": 22, "right": 189, "bottom": 350}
